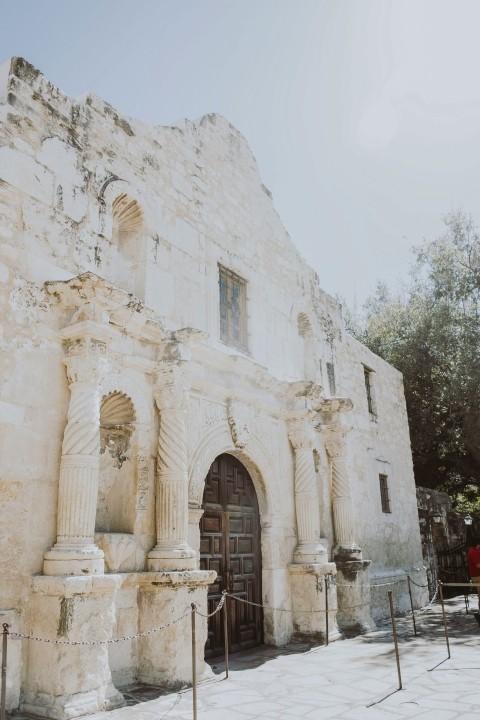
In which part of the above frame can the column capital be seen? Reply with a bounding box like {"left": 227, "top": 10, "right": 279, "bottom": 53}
{"left": 63, "top": 337, "right": 108, "bottom": 385}
{"left": 288, "top": 415, "right": 315, "bottom": 450}
{"left": 154, "top": 364, "right": 191, "bottom": 412}
{"left": 286, "top": 380, "right": 324, "bottom": 411}
{"left": 324, "top": 436, "right": 349, "bottom": 459}
{"left": 323, "top": 422, "right": 352, "bottom": 458}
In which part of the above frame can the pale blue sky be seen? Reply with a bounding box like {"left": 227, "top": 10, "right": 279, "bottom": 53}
{"left": 2, "top": 0, "right": 480, "bottom": 306}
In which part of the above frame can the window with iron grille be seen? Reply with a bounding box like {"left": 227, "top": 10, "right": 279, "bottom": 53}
{"left": 363, "top": 366, "right": 376, "bottom": 417}
{"left": 218, "top": 265, "right": 248, "bottom": 351}
{"left": 379, "top": 474, "right": 391, "bottom": 513}
{"left": 326, "top": 362, "right": 336, "bottom": 396}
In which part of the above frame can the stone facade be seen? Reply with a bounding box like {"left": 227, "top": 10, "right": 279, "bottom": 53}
{"left": 0, "top": 57, "right": 428, "bottom": 717}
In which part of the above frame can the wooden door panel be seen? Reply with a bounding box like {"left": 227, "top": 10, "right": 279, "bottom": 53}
{"left": 201, "top": 454, "right": 262, "bottom": 658}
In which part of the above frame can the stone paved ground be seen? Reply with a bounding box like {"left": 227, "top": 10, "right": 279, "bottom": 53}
{"left": 55, "top": 597, "right": 480, "bottom": 719}
{"left": 86, "top": 595, "right": 480, "bottom": 720}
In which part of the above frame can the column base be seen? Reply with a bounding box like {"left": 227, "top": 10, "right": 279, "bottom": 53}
{"left": 293, "top": 539, "right": 328, "bottom": 565}
{"left": 21, "top": 575, "right": 123, "bottom": 720}
{"left": 335, "top": 559, "right": 374, "bottom": 635}
{"left": 43, "top": 543, "right": 104, "bottom": 576}
{"left": 288, "top": 562, "right": 340, "bottom": 644}
{"left": 147, "top": 543, "right": 196, "bottom": 571}
{"left": 332, "top": 543, "right": 363, "bottom": 562}
{"left": 136, "top": 571, "right": 216, "bottom": 687}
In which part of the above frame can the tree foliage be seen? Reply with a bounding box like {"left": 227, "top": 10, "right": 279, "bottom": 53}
{"left": 349, "top": 211, "right": 480, "bottom": 507}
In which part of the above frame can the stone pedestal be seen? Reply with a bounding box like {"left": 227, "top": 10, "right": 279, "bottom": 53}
{"left": 21, "top": 575, "right": 123, "bottom": 720}
{"left": 288, "top": 563, "right": 340, "bottom": 643}
{"left": 335, "top": 560, "right": 374, "bottom": 635}
{"left": 137, "top": 570, "right": 216, "bottom": 688}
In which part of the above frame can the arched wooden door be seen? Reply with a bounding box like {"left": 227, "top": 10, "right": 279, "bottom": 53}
{"left": 200, "top": 454, "right": 263, "bottom": 658}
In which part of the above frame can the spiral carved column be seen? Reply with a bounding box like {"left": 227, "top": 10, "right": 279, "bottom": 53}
{"left": 147, "top": 366, "right": 195, "bottom": 571}
{"left": 44, "top": 339, "right": 107, "bottom": 576}
{"left": 325, "top": 434, "right": 361, "bottom": 562}
{"left": 289, "top": 418, "right": 327, "bottom": 564}
{"left": 324, "top": 420, "right": 372, "bottom": 633}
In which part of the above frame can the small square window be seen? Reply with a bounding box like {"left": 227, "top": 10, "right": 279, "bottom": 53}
{"left": 218, "top": 265, "right": 248, "bottom": 351}
{"left": 379, "top": 474, "right": 391, "bottom": 513}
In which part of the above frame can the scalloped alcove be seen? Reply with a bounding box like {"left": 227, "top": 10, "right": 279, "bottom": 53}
{"left": 96, "top": 391, "right": 136, "bottom": 534}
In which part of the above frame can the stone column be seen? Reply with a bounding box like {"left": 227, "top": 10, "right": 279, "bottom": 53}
{"left": 323, "top": 407, "right": 373, "bottom": 634}
{"left": 287, "top": 414, "right": 338, "bottom": 643}
{"left": 325, "top": 432, "right": 361, "bottom": 562}
{"left": 44, "top": 337, "right": 107, "bottom": 576}
{"left": 147, "top": 365, "right": 196, "bottom": 570}
{"left": 288, "top": 416, "right": 327, "bottom": 564}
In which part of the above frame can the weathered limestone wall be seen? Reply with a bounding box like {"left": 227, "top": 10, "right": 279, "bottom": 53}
{"left": 0, "top": 56, "right": 427, "bottom": 713}
{"left": 339, "top": 334, "right": 427, "bottom": 617}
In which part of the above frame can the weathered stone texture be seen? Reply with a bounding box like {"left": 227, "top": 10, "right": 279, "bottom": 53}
{"left": 0, "top": 57, "right": 427, "bottom": 715}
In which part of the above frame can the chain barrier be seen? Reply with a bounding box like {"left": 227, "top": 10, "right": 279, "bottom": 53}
{"left": 9, "top": 610, "right": 192, "bottom": 645}
{"left": 410, "top": 582, "right": 439, "bottom": 614}
{"left": 335, "top": 567, "right": 427, "bottom": 590}
{"left": 6, "top": 571, "right": 430, "bottom": 645}
{"left": 407, "top": 576, "right": 429, "bottom": 589}
{"left": 227, "top": 592, "right": 367, "bottom": 613}
{"left": 193, "top": 591, "right": 226, "bottom": 618}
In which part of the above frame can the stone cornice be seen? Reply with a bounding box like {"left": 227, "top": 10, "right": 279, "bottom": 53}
{"left": 45, "top": 272, "right": 168, "bottom": 344}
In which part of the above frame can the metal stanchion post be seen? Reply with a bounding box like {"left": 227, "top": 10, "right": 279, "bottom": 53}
{"left": 1, "top": 623, "right": 8, "bottom": 720}
{"left": 223, "top": 592, "right": 229, "bottom": 679}
{"left": 387, "top": 591, "right": 402, "bottom": 690}
{"left": 191, "top": 604, "right": 197, "bottom": 720}
{"left": 324, "top": 575, "right": 329, "bottom": 646}
{"left": 407, "top": 576, "right": 418, "bottom": 636}
{"left": 438, "top": 583, "right": 451, "bottom": 659}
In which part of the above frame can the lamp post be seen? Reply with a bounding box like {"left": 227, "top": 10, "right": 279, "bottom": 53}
{"left": 425, "top": 511, "right": 442, "bottom": 598}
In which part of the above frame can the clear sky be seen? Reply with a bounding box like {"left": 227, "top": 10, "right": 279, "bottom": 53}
{"left": 2, "top": 0, "right": 480, "bottom": 306}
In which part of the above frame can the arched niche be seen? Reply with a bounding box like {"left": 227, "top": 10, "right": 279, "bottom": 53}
{"left": 99, "top": 179, "right": 149, "bottom": 299}
{"left": 96, "top": 391, "right": 136, "bottom": 533}
{"left": 297, "top": 311, "right": 318, "bottom": 382}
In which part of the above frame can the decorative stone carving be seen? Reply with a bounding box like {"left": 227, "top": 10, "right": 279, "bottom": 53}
{"left": 136, "top": 450, "right": 150, "bottom": 512}
{"left": 100, "top": 392, "right": 135, "bottom": 469}
{"left": 227, "top": 397, "right": 252, "bottom": 448}
{"left": 147, "top": 364, "right": 196, "bottom": 570}
{"left": 95, "top": 533, "right": 136, "bottom": 572}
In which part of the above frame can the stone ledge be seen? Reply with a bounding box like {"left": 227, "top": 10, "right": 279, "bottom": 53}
{"left": 31, "top": 574, "right": 122, "bottom": 596}
{"left": 288, "top": 562, "right": 336, "bottom": 576}
{"left": 119, "top": 570, "right": 216, "bottom": 588}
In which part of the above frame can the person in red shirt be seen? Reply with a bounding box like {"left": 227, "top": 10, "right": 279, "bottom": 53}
{"left": 467, "top": 540, "right": 480, "bottom": 623}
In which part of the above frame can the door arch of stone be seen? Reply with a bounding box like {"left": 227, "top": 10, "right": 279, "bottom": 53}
{"left": 200, "top": 453, "right": 263, "bottom": 658}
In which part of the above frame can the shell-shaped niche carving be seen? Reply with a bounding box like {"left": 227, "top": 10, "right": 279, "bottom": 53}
{"left": 101, "top": 391, "right": 136, "bottom": 426}
{"left": 100, "top": 392, "right": 136, "bottom": 468}
{"left": 112, "top": 193, "right": 144, "bottom": 233}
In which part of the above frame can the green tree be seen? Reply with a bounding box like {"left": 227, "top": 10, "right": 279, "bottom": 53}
{"left": 351, "top": 211, "right": 480, "bottom": 507}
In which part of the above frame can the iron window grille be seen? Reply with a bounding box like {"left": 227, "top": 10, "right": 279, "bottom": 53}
{"left": 218, "top": 265, "right": 248, "bottom": 351}
{"left": 379, "top": 473, "right": 391, "bottom": 513}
